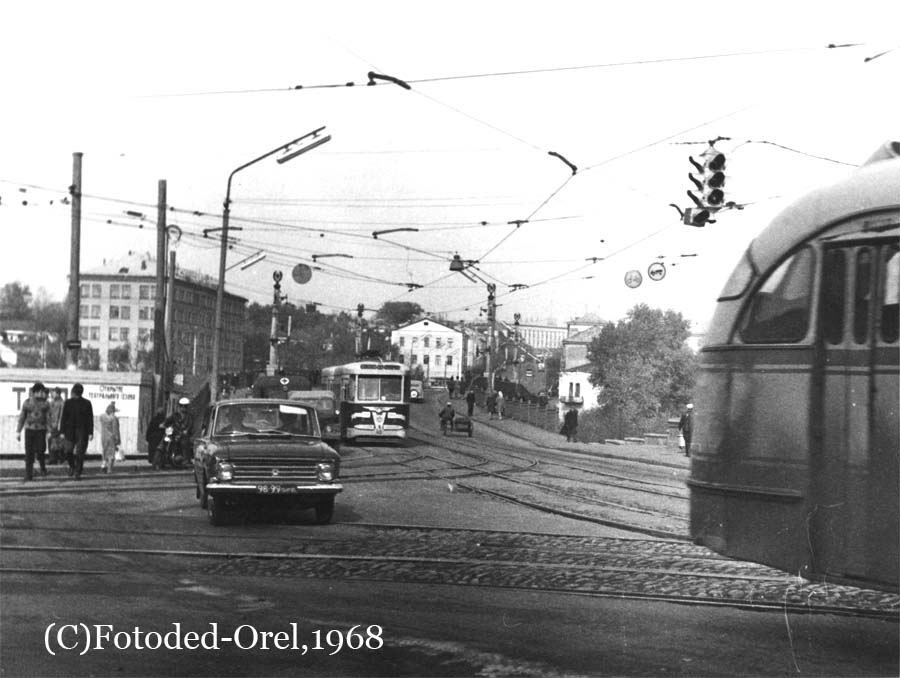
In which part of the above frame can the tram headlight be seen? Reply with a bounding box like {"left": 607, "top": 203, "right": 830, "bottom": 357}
{"left": 215, "top": 461, "right": 235, "bottom": 482}
{"left": 316, "top": 461, "right": 336, "bottom": 482}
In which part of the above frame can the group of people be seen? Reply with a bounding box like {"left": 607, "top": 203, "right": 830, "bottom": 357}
{"left": 15, "top": 382, "right": 202, "bottom": 481}
{"left": 16, "top": 381, "right": 119, "bottom": 481}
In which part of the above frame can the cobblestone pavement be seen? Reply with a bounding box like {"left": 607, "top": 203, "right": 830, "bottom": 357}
{"left": 203, "top": 526, "right": 900, "bottom": 616}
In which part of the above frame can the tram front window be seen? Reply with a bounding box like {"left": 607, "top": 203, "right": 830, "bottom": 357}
{"left": 358, "top": 376, "right": 403, "bottom": 402}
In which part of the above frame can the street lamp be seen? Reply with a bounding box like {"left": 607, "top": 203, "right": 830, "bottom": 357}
{"left": 210, "top": 126, "right": 331, "bottom": 400}
{"left": 449, "top": 254, "right": 498, "bottom": 391}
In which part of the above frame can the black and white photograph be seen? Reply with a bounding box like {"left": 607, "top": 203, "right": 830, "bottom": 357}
{"left": 0, "top": 1, "right": 897, "bottom": 676}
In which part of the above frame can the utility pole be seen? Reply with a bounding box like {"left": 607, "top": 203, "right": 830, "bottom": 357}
{"left": 355, "top": 304, "right": 364, "bottom": 356}
{"left": 268, "top": 271, "right": 283, "bottom": 375}
{"left": 487, "top": 283, "right": 496, "bottom": 392}
{"left": 165, "top": 251, "right": 176, "bottom": 385}
{"left": 66, "top": 152, "right": 83, "bottom": 370}
{"left": 154, "top": 180, "right": 167, "bottom": 407}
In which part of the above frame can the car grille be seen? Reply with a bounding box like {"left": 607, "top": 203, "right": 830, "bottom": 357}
{"left": 228, "top": 456, "right": 322, "bottom": 483}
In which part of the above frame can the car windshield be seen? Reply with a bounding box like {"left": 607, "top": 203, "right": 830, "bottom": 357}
{"left": 212, "top": 403, "right": 319, "bottom": 437}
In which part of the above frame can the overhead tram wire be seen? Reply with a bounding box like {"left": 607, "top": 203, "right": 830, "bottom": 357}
{"left": 136, "top": 43, "right": 863, "bottom": 98}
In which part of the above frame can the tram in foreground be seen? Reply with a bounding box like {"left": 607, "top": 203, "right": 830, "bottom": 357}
{"left": 689, "top": 141, "right": 899, "bottom": 592}
{"left": 320, "top": 361, "right": 410, "bottom": 442}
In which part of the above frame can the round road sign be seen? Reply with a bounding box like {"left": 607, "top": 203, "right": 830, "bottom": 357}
{"left": 292, "top": 264, "right": 312, "bottom": 284}
{"left": 624, "top": 270, "right": 643, "bottom": 288}
{"left": 648, "top": 262, "right": 666, "bottom": 281}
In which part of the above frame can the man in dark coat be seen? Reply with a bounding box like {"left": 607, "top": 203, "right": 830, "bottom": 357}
{"left": 678, "top": 403, "right": 694, "bottom": 457}
{"left": 60, "top": 383, "right": 94, "bottom": 480}
{"left": 562, "top": 407, "right": 578, "bottom": 442}
{"left": 145, "top": 408, "right": 166, "bottom": 464}
{"left": 465, "top": 389, "right": 476, "bottom": 417}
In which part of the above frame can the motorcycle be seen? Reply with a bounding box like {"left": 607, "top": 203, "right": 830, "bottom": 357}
{"left": 153, "top": 426, "right": 190, "bottom": 470}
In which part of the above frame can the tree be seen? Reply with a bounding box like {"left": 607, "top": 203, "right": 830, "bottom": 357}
{"left": 375, "top": 301, "right": 424, "bottom": 328}
{"left": 0, "top": 282, "right": 33, "bottom": 320}
{"left": 587, "top": 304, "right": 698, "bottom": 438}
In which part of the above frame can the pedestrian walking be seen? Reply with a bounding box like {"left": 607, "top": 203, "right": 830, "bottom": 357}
{"left": 487, "top": 391, "right": 497, "bottom": 420}
{"left": 99, "top": 402, "right": 121, "bottom": 474}
{"left": 495, "top": 390, "right": 505, "bottom": 421}
{"left": 679, "top": 403, "right": 694, "bottom": 457}
{"left": 561, "top": 407, "right": 578, "bottom": 442}
{"left": 60, "top": 383, "right": 94, "bottom": 480}
{"left": 16, "top": 381, "right": 51, "bottom": 480}
{"left": 47, "top": 387, "right": 65, "bottom": 465}
{"left": 465, "top": 389, "right": 476, "bottom": 417}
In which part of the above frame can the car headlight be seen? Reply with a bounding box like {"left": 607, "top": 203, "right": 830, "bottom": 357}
{"left": 316, "top": 462, "right": 336, "bottom": 482}
{"left": 215, "top": 461, "right": 234, "bottom": 482}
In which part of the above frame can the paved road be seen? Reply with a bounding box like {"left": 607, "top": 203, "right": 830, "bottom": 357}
{"left": 0, "top": 398, "right": 897, "bottom": 677}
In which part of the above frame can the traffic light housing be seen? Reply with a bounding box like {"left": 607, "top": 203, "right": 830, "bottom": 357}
{"left": 687, "top": 145, "right": 726, "bottom": 212}
{"left": 356, "top": 303, "right": 364, "bottom": 319}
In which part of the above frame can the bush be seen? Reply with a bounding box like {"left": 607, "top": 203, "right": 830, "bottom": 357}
{"left": 576, "top": 407, "right": 671, "bottom": 442}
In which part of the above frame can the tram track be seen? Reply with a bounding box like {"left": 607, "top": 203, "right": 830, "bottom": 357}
{"left": 2, "top": 525, "right": 897, "bottom": 622}
{"left": 344, "top": 432, "right": 688, "bottom": 539}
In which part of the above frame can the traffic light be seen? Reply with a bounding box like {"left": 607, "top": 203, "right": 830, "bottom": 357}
{"left": 687, "top": 145, "right": 726, "bottom": 212}
{"left": 682, "top": 206, "right": 713, "bottom": 227}
{"left": 356, "top": 303, "right": 364, "bottom": 319}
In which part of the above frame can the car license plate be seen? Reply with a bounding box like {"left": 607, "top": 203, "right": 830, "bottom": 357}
{"left": 256, "top": 484, "right": 296, "bottom": 494}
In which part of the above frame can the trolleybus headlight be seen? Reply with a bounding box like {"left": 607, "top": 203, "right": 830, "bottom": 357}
{"left": 316, "top": 462, "right": 336, "bottom": 482}
{"left": 215, "top": 461, "right": 235, "bottom": 482}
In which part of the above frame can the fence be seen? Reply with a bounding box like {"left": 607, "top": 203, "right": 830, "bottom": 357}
{"left": 495, "top": 399, "right": 559, "bottom": 433}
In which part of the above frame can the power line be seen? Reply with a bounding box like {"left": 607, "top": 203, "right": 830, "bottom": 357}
{"left": 136, "top": 43, "right": 861, "bottom": 97}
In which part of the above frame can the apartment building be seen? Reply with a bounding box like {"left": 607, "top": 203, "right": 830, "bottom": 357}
{"left": 78, "top": 252, "right": 246, "bottom": 378}
{"left": 390, "top": 318, "right": 465, "bottom": 385}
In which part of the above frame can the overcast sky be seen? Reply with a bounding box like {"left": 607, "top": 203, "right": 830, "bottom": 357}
{"left": 1, "top": 0, "right": 897, "bottom": 330}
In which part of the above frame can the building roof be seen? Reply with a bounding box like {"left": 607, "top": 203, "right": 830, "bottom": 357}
{"left": 563, "top": 324, "right": 605, "bottom": 344}
{"left": 393, "top": 317, "right": 459, "bottom": 333}
{"left": 82, "top": 251, "right": 246, "bottom": 301}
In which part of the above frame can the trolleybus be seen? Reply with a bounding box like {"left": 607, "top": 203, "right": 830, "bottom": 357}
{"left": 688, "top": 141, "right": 899, "bottom": 592}
{"left": 320, "top": 361, "right": 411, "bottom": 442}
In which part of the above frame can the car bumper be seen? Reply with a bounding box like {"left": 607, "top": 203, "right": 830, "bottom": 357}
{"left": 207, "top": 483, "right": 343, "bottom": 495}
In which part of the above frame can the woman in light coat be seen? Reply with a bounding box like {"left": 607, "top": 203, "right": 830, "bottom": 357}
{"left": 99, "top": 402, "right": 121, "bottom": 473}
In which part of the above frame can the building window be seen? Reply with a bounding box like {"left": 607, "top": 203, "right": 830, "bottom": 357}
{"left": 447, "top": 338, "right": 454, "bottom": 348}
{"left": 411, "top": 354, "right": 418, "bottom": 365}
{"left": 446, "top": 356, "right": 453, "bottom": 366}
{"left": 435, "top": 337, "right": 442, "bottom": 348}
{"left": 399, "top": 337, "right": 405, "bottom": 347}
{"left": 120, "top": 284, "right": 131, "bottom": 299}
{"left": 110, "top": 284, "right": 120, "bottom": 299}
{"left": 91, "top": 305, "right": 101, "bottom": 319}
{"left": 110, "top": 306, "right": 120, "bottom": 319}
{"left": 434, "top": 355, "right": 442, "bottom": 367}
{"left": 90, "top": 327, "right": 100, "bottom": 340}
{"left": 139, "top": 306, "right": 151, "bottom": 320}
{"left": 109, "top": 327, "right": 119, "bottom": 340}
{"left": 80, "top": 284, "right": 89, "bottom": 298}
{"left": 120, "top": 306, "right": 131, "bottom": 320}
{"left": 79, "top": 325, "right": 88, "bottom": 340}
{"left": 423, "top": 337, "right": 430, "bottom": 348}
{"left": 120, "top": 328, "right": 129, "bottom": 342}
{"left": 80, "top": 304, "right": 89, "bottom": 318}
{"left": 91, "top": 284, "right": 101, "bottom": 298}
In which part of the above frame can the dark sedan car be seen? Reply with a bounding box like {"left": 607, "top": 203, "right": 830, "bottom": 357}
{"left": 192, "top": 399, "right": 342, "bottom": 525}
